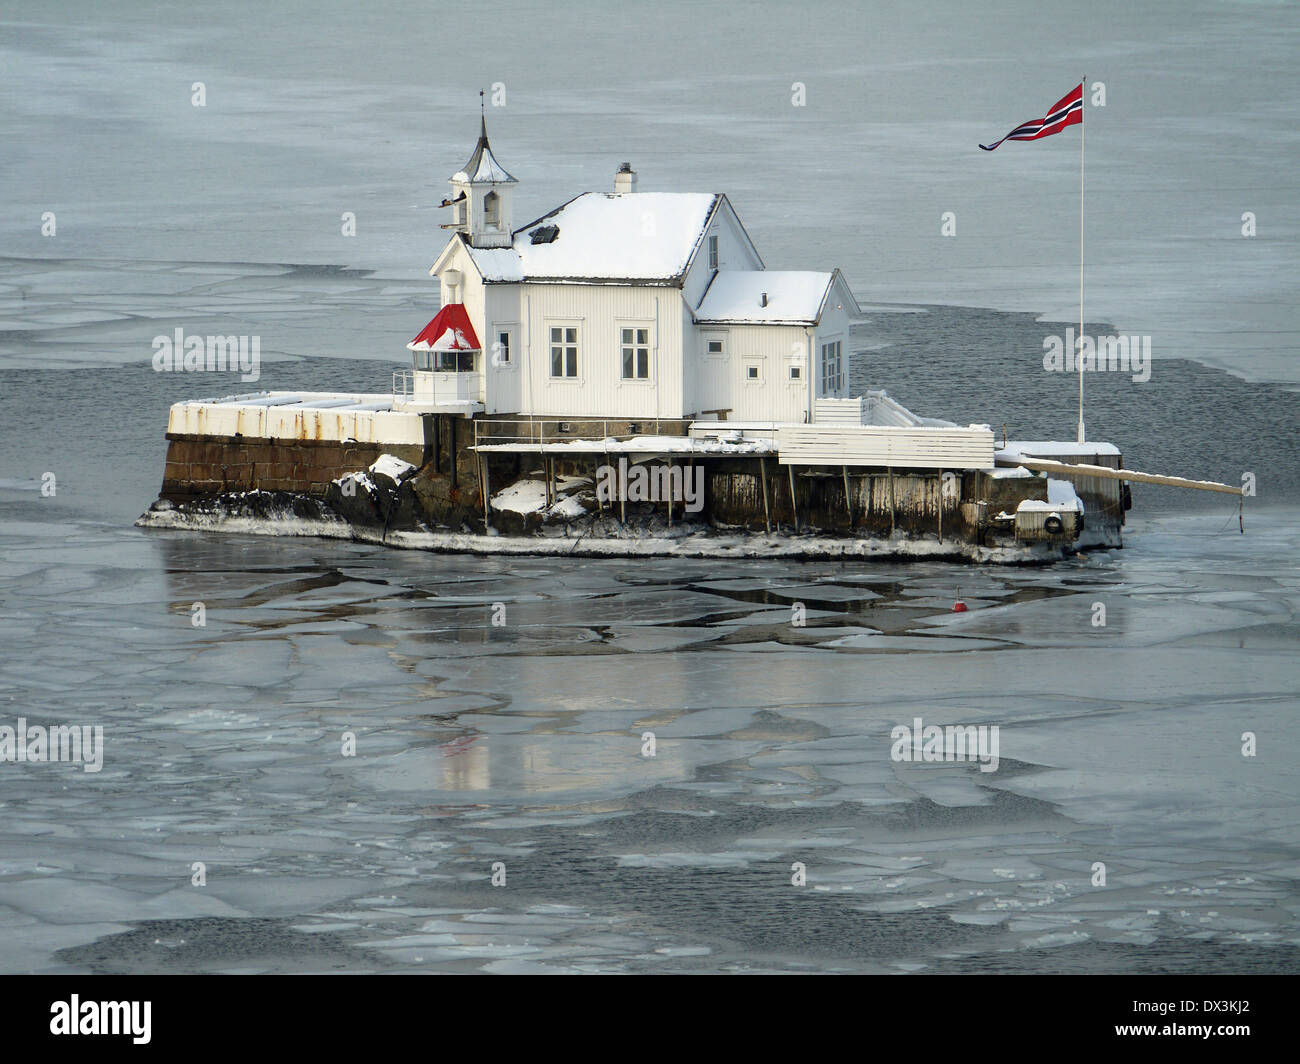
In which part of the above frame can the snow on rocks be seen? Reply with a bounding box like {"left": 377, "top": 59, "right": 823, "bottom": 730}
{"left": 370, "top": 454, "right": 416, "bottom": 482}
{"left": 490, "top": 475, "right": 595, "bottom": 527}
{"left": 490, "top": 479, "right": 550, "bottom": 515}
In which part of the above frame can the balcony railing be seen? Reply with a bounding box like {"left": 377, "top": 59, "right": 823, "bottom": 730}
{"left": 474, "top": 418, "right": 693, "bottom": 449}
{"left": 393, "top": 370, "right": 413, "bottom": 402}
{"left": 393, "top": 369, "right": 481, "bottom": 406}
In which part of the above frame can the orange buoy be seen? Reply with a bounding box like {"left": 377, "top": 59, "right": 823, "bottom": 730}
{"left": 953, "top": 600, "right": 968, "bottom": 612}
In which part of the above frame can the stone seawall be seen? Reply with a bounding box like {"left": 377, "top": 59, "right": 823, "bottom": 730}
{"left": 160, "top": 435, "right": 426, "bottom": 500}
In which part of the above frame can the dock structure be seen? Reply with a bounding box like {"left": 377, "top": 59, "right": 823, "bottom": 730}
{"left": 157, "top": 390, "right": 1151, "bottom": 550}
{"left": 146, "top": 113, "right": 1243, "bottom": 556}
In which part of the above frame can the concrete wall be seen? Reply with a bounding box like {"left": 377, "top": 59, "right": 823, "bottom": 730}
{"left": 167, "top": 397, "right": 425, "bottom": 445}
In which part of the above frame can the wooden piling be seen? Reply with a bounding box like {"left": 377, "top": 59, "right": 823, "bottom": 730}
{"left": 667, "top": 459, "right": 673, "bottom": 527}
{"left": 842, "top": 465, "right": 852, "bottom": 527}
{"left": 888, "top": 466, "right": 895, "bottom": 536}
{"left": 760, "top": 458, "right": 771, "bottom": 533}
{"left": 787, "top": 464, "right": 798, "bottom": 531}
{"left": 937, "top": 468, "right": 943, "bottom": 544}
{"left": 449, "top": 418, "right": 457, "bottom": 487}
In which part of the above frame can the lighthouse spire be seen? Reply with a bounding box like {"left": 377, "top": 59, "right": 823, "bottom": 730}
{"left": 444, "top": 96, "right": 516, "bottom": 248}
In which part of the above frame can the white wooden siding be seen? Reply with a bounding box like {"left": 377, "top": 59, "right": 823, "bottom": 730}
{"left": 686, "top": 323, "right": 810, "bottom": 421}
{"left": 516, "top": 283, "right": 685, "bottom": 417}
{"left": 813, "top": 398, "right": 864, "bottom": 424}
{"left": 776, "top": 425, "right": 995, "bottom": 469}
{"left": 483, "top": 284, "right": 522, "bottom": 413}
{"left": 681, "top": 200, "right": 764, "bottom": 309}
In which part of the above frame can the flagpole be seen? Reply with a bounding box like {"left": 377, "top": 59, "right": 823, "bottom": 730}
{"left": 1077, "top": 75, "right": 1086, "bottom": 444}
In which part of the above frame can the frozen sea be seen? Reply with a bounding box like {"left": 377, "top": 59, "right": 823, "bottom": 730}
{"left": 0, "top": 0, "right": 1297, "bottom": 973}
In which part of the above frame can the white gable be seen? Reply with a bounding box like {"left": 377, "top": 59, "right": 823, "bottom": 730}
{"left": 696, "top": 271, "right": 834, "bottom": 325}
{"left": 465, "top": 192, "right": 720, "bottom": 283}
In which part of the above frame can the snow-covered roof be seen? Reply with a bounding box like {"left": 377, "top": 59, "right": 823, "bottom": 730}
{"left": 998, "top": 440, "right": 1121, "bottom": 459}
{"left": 451, "top": 116, "right": 517, "bottom": 185}
{"left": 465, "top": 192, "right": 721, "bottom": 284}
{"left": 695, "top": 270, "right": 834, "bottom": 324}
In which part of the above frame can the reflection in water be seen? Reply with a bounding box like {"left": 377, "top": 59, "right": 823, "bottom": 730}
{"left": 2, "top": 508, "right": 1297, "bottom": 973}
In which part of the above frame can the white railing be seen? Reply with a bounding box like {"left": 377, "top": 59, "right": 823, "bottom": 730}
{"left": 474, "top": 418, "right": 693, "bottom": 449}
{"left": 393, "top": 370, "right": 481, "bottom": 406}
{"left": 393, "top": 370, "right": 413, "bottom": 402}
{"left": 862, "top": 389, "right": 956, "bottom": 429}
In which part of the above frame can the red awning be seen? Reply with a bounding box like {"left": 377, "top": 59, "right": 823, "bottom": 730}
{"left": 407, "top": 304, "right": 481, "bottom": 352}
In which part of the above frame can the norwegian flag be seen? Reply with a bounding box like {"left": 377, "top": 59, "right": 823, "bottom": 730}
{"left": 979, "top": 83, "right": 1083, "bottom": 151}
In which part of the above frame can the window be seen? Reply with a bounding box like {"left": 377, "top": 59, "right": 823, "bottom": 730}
{"left": 705, "top": 336, "right": 726, "bottom": 358}
{"left": 820, "top": 340, "right": 843, "bottom": 395}
{"left": 496, "top": 331, "right": 510, "bottom": 364}
{"left": 550, "top": 326, "right": 578, "bottom": 377}
{"left": 708, "top": 234, "right": 719, "bottom": 270}
{"left": 621, "top": 327, "right": 650, "bottom": 379}
{"left": 745, "top": 363, "right": 761, "bottom": 382}
{"left": 435, "top": 350, "right": 475, "bottom": 372}
{"left": 789, "top": 364, "right": 801, "bottom": 380}
{"left": 484, "top": 191, "right": 500, "bottom": 229}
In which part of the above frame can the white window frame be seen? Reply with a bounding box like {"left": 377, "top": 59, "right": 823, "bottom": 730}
{"left": 703, "top": 331, "right": 728, "bottom": 360}
{"left": 618, "top": 323, "right": 653, "bottom": 381}
{"left": 708, "top": 233, "right": 719, "bottom": 270}
{"left": 819, "top": 339, "right": 843, "bottom": 396}
{"left": 492, "top": 324, "right": 517, "bottom": 369}
{"left": 788, "top": 363, "right": 802, "bottom": 381}
{"left": 743, "top": 360, "right": 763, "bottom": 384}
{"left": 548, "top": 323, "right": 580, "bottom": 379}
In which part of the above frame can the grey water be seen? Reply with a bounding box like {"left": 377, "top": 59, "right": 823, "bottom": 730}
{"left": 1, "top": 0, "right": 1298, "bottom": 973}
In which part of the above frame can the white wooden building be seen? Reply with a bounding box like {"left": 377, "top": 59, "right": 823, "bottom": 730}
{"left": 409, "top": 117, "right": 861, "bottom": 425}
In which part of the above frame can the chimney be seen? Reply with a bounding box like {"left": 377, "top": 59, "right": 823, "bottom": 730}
{"left": 443, "top": 268, "right": 462, "bottom": 304}
{"left": 760, "top": 292, "right": 769, "bottom": 308}
{"left": 614, "top": 162, "right": 637, "bottom": 194}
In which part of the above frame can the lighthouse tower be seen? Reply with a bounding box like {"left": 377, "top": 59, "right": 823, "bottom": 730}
{"left": 444, "top": 106, "right": 516, "bottom": 249}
